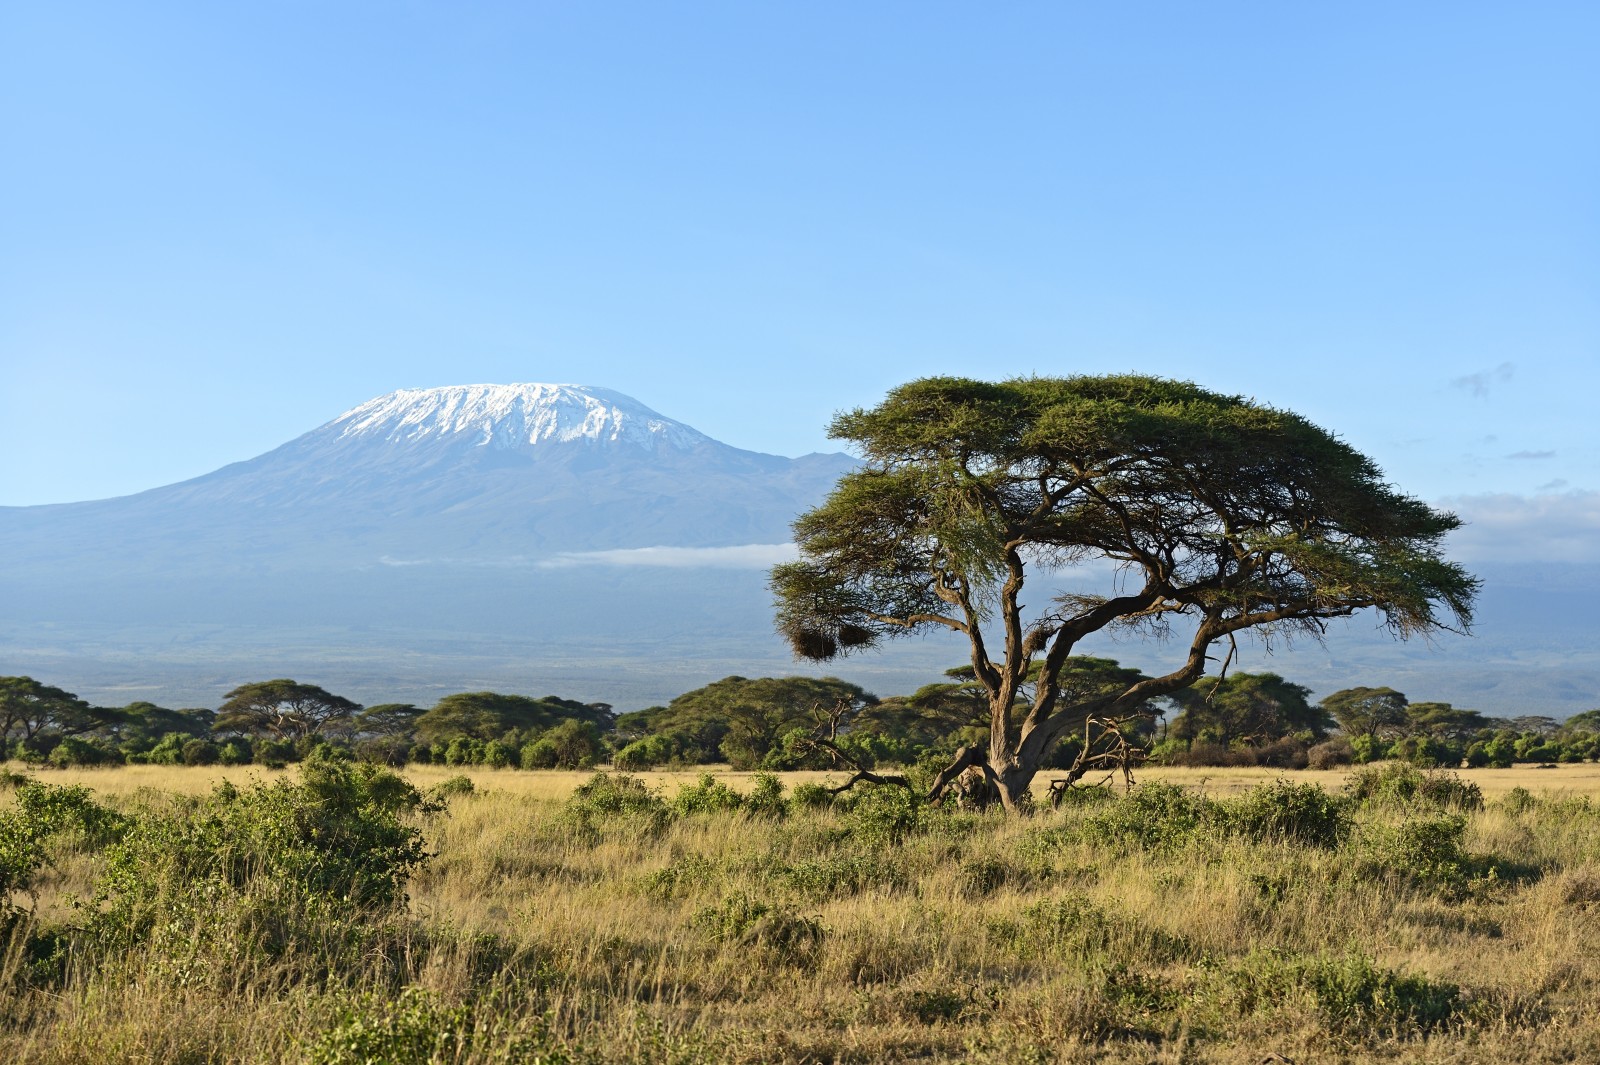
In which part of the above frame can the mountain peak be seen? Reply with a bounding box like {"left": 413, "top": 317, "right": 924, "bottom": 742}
{"left": 328, "top": 383, "right": 712, "bottom": 453}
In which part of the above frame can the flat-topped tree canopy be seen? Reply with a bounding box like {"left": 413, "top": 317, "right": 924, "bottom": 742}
{"left": 771, "top": 374, "right": 1478, "bottom": 811}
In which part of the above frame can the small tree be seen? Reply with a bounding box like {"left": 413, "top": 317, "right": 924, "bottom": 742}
{"left": 772, "top": 375, "right": 1476, "bottom": 811}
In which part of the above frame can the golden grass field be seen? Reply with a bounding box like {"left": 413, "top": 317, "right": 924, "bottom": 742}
{"left": 5, "top": 760, "right": 1600, "bottom": 1063}
{"left": 27, "top": 757, "right": 1600, "bottom": 802}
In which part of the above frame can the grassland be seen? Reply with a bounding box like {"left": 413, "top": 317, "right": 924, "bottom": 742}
{"left": 4, "top": 761, "right": 1600, "bottom": 1063}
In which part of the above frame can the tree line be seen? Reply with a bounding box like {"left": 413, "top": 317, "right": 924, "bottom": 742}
{"left": 5, "top": 669, "right": 1597, "bottom": 774}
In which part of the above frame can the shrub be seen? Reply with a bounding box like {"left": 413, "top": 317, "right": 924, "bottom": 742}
{"left": 842, "top": 783, "right": 926, "bottom": 846}
{"left": 520, "top": 738, "right": 558, "bottom": 769}
{"left": 1220, "top": 780, "right": 1352, "bottom": 849}
{"left": 306, "top": 986, "right": 563, "bottom": 1065}
{"left": 1192, "top": 949, "right": 1464, "bottom": 1038}
{"left": 1358, "top": 814, "right": 1472, "bottom": 894}
{"left": 92, "top": 756, "right": 430, "bottom": 962}
{"left": 789, "top": 782, "right": 836, "bottom": 810}
{"left": 426, "top": 775, "right": 477, "bottom": 803}
{"left": 1345, "top": 763, "right": 1483, "bottom": 811}
{"left": 47, "top": 736, "right": 122, "bottom": 767}
{"left": 744, "top": 772, "right": 789, "bottom": 818}
{"left": 614, "top": 735, "right": 673, "bottom": 772}
{"left": 0, "top": 782, "right": 125, "bottom": 918}
{"left": 1081, "top": 781, "right": 1218, "bottom": 849}
{"left": 562, "top": 771, "right": 670, "bottom": 838}
{"left": 671, "top": 773, "right": 745, "bottom": 816}
{"left": 1307, "top": 737, "right": 1354, "bottom": 769}
{"left": 693, "top": 892, "right": 824, "bottom": 961}
{"left": 181, "top": 738, "right": 221, "bottom": 766}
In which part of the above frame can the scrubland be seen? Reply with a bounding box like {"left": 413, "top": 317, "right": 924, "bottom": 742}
{"left": 4, "top": 760, "right": 1600, "bottom": 1063}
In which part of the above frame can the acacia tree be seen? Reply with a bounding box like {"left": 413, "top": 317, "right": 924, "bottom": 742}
{"left": 1318, "top": 686, "right": 1411, "bottom": 742}
{"left": 214, "top": 679, "right": 361, "bottom": 744}
{"left": 1169, "top": 672, "right": 1332, "bottom": 747}
{"left": 771, "top": 375, "right": 1477, "bottom": 812}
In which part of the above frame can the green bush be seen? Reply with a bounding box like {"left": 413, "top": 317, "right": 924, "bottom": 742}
{"left": 1219, "top": 780, "right": 1352, "bottom": 848}
{"left": 91, "top": 755, "right": 430, "bottom": 962}
{"left": 1080, "top": 781, "right": 1218, "bottom": 849}
{"left": 306, "top": 986, "right": 565, "bottom": 1065}
{"left": 181, "top": 738, "right": 221, "bottom": 766}
{"left": 1357, "top": 813, "right": 1472, "bottom": 894}
{"left": 789, "top": 782, "right": 836, "bottom": 810}
{"left": 692, "top": 892, "right": 823, "bottom": 961}
{"left": 671, "top": 773, "right": 745, "bottom": 816}
{"left": 562, "top": 771, "right": 670, "bottom": 839}
{"left": 426, "top": 775, "right": 477, "bottom": 803}
{"left": 744, "top": 772, "right": 789, "bottom": 818}
{"left": 0, "top": 781, "right": 125, "bottom": 918}
{"left": 1345, "top": 762, "right": 1484, "bottom": 811}
{"left": 841, "top": 783, "right": 926, "bottom": 846}
{"left": 1191, "top": 949, "right": 1463, "bottom": 1038}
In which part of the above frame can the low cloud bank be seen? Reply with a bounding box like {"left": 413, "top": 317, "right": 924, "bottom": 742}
{"left": 1441, "top": 491, "right": 1600, "bottom": 564}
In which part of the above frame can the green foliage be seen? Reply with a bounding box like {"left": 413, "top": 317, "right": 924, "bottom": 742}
{"left": 562, "top": 772, "right": 670, "bottom": 839}
{"left": 670, "top": 773, "right": 745, "bottom": 816}
{"left": 415, "top": 690, "right": 611, "bottom": 746}
{"left": 840, "top": 783, "right": 928, "bottom": 846}
{"left": 213, "top": 678, "right": 361, "bottom": 743}
{"left": 1218, "top": 780, "right": 1353, "bottom": 849}
{"left": 1318, "top": 686, "right": 1410, "bottom": 741}
{"left": 1357, "top": 814, "right": 1473, "bottom": 894}
{"left": 1079, "top": 782, "right": 1219, "bottom": 849}
{"left": 789, "top": 781, "right": 836, "bottom": 810}
{"left": 91, "top": 754, "right": 429, "bottom": 960}
{"left": 306, "top": 986, "right": 565, "bottom": 1065}
{"left": 1191, "top": 949, "right": 1464, "bottom": 1037}
{"left": 772, "top": 375, "right": 1476, "bottom": 809}
{"left": 692, "top": 892, "right": 824, "bottom": 961}
{"left": 0, "top": 781, "right": 124, "bottom": 916}
{"left": 1170, "top": 672, "right": 1332, "bottom": 748}
{"left": 1345, "top": 762, "right": 1484, "bottom": 811}
{"left": 426, "top": 775, "right": 477, "bottom": 803}
{"left": 744, "top": 772, "right": 789, "bottom": 818}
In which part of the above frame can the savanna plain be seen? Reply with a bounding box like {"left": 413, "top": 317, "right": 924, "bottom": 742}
{"left": 5, "top": 760, "right": 1600, "bottom": 1064}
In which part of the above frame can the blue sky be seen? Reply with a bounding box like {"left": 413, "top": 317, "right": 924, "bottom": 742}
{"left": 3, "top": 2, "right": 1597, "bottom": 527}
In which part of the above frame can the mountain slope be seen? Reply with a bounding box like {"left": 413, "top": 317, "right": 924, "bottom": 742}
{"left": 0, "top": 383, "right": 857, "bottom": 573}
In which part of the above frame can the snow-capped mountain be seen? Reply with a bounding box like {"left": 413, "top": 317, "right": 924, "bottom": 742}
{"left": 0, "top": 383, "right": 878, "bottom": 707}
{"left": 0, "top": 383, "right": 855, "bottom": 564}
{"left": 331, "top": 384, "right": 712, "bottom": 453}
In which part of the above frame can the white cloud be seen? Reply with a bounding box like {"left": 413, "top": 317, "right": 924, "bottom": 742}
{"left": 1505, "top": 449, "right": 1555, "bottom": 460}
{"left": 1441, "top": 491, "right": 1600, "bottom": 563}
{"left": 538, "top": 544, "right": 800, "bottom": 569}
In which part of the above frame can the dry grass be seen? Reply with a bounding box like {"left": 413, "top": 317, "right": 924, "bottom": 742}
{"left": 25, "top": 758, "right": 1600, "bottom": 803}
{"left": 5, "top": 761, "right": 1600, "bottom": 1062}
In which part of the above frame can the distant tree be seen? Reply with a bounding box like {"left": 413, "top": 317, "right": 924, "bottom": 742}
{"left": 213, "top": 679, "right": 361, "bottom": 743}
{"left": 1512, "top": 715, "right": 1562, "bottom": 738}
{"left": 413, "top": 692, "right": 608, "bottom": 745}
{"left": 1564, "top": 709, "right": 1600, "bottom": 734}
{"left": 772, "top": 375, "right": 1475, "bottom": 810}
{"left": 1319, "top": 687, "right": 1410, "bottom": 741}
{"left": 0, "top": 676, "right": 124, "bottom": 753}
{"left": 1170, "top": 672, "right": 1332, "bottom": 748}
{"left": 1405, "top": 701, "right": 1491, "bottom": 741}
{"left": 95, "top": 702, "right": 214, "bottom": 754}
{"left": 644, "top": 676, "right": 878, "bottom": 769}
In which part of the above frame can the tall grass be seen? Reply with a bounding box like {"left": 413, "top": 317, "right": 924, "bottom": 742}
{"left": 2, "top": 763, "right": 1599, "bottom": 1062}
